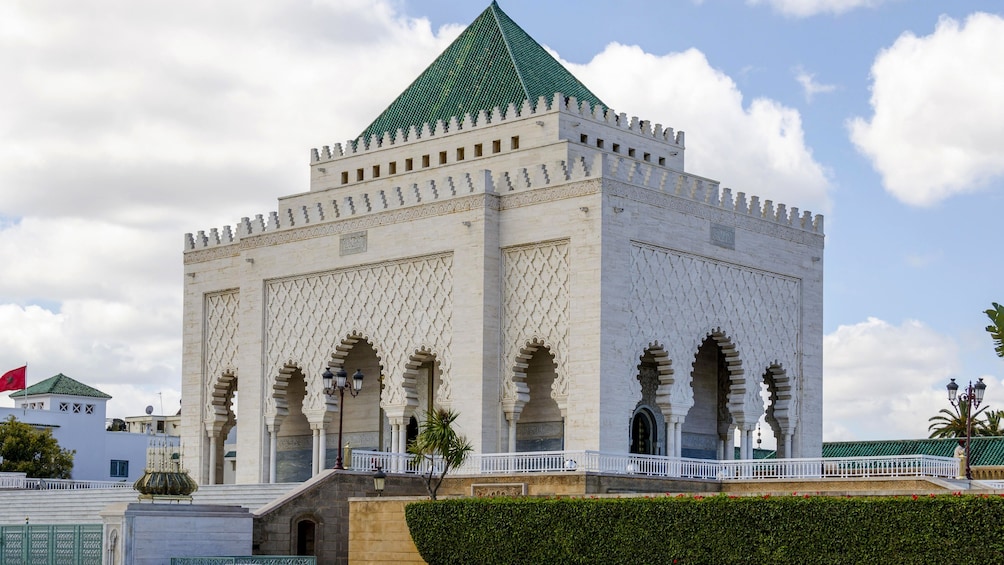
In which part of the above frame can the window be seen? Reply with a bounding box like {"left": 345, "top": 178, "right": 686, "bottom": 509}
{"left": 59, "top": 402, "right": 69, "bottom": 412}
{"left": 422, "top": 155, "right": 430, "bottom": 168}
{"left": 340, "top": 171, "right": 349, "bottom": 185}
{"left": 628, "top": 148, "right": 636, "bottom": 157}
{"left": 596, "top": 139, "right": 605, "bottom": 149}
{"left": 356, "top": 168, "right": 364, "bottom": 182}
{"left": 438, "top": 151, "right": 447, "bottom": 165}
{"left": 157, "top": 421, "right": 165, "bottom": 433}
{"left": 643, "top": 152, "right": 651, "bottom": 162}
{"left": 85, "top": 404, "right": 94, "bottom": 414}
{"left": 492, "top": 140, "right": 501, "bottom": 154}
{"left": 110, "top": 460, "right": 129, "bottom": 478}
{"left": 474, "top": 143, "right": 483, "bottom": 157}
{"left": 72, "top": 403, "right": 82, "bottom": 413}
{"left": 389, "top": 162, "right": 397, "bottom": 175}
{"left": 612, "top": 143, "right": 620, "bottom": 153}
{"left": 658, "top": 157, "right": 666, "bottom": 166}
{"left": 372, "top": 165, "right": 380, "bottom": 178}
{"left": 456, "top": 147, "right": 465, "bottom": 161}
{"left": 405, "top": 158, "right": 414, "bottom": 171}
{"left": 510, "top": 136, "right": 520, "bottom": 150}
{"left": 580, "top": 134, "right": 588, "bottom": 144}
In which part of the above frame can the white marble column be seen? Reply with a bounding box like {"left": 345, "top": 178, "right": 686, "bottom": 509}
{"left": 268, "top": 426, "right": 278, "bottom": 483}
{"left": 207, "top": 435, "right": 217, "bottom": 485}
{"left": 318, "top": 427, "right": 327, "bottom": 471}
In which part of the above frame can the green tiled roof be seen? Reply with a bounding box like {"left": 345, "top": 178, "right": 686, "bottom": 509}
{"left": 358, "top": 1, "right": 606, "bottom": 142}
{"left": 10, "top": 373, "right": 112, "bottom": 399}
{"left": 823, "top": 437, "right": 1004, "bottom": 467}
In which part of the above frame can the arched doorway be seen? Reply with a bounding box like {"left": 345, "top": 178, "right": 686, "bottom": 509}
{"left": 207, "top": 372, "right": 238, "bottom": 485}
{"left": 682, "top": 336, "right": 733, "bottom": 459}
{"left": 275, "top": 368, "right": 311, "bottom": 482}
{"left": 516, "top": 347, "right": 563, "bottom": 451}
{"left": 324, "top": 338, "right": 384, "bottom": 468}
{"left": 630, "top": 407, "right": 658, "bottom": 455}
{"left": 295, "top": 519, "right": 316, "bottom": 556}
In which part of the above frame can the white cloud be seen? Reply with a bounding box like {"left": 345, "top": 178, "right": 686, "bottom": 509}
{"left": 794, "top": 67, "right": 836, "bottom": 102}
{"left": 0, "top": 0, "right": 461, "bottom": 414}
{"left": 823, "top": 317, "right": 961, "bottom": 442}
{"left": 849, "top": 12, "right": 1004, "bottom": 207}
{"left": 564, "top": 44, "right": 832, "bottom": 215}
{"left": 748, "top": 0, "right": 886, "bottom": 17}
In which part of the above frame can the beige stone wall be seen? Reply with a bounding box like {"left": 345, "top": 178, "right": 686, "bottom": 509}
{"left": 349, "top": 498, "right": 426, "bottom": 565}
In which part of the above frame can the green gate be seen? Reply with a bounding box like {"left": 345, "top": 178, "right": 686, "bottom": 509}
{"left": 0, "top": 524, "right": 102, "bottom": 565}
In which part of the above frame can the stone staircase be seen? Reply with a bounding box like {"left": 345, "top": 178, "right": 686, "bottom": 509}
{"left": 0, "top": 483, "right": 298, "bottom": 525}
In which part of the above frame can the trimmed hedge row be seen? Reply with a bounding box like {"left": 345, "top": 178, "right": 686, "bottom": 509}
{"left": 405, "top": 494, "right": 1004, "bottom": 564}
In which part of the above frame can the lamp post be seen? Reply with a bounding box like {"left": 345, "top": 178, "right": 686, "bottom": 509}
{"left": 373, "top": 466, "right": 386, "bottom": 496}
{"left": 947, "top": 377, "right": 987, "bottom": 480}
{"left": 323, "top": 367, "right": 364, "bottom": 470}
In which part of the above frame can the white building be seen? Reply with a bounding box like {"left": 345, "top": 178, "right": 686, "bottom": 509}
{"left": 181, "top": 2, "right": 824, "bottom": 485}
{"left": 4, "top": 373, "right": 177, "bottom": 482}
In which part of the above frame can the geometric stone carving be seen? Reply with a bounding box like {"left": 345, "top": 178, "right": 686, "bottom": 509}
{"left": 263, "top": 253, "right": 453, "bottom": 417}
{"left": 629, "top": 242, "right": 800, "bottom": 426}
{"left": 204, "top": 290, "right": 239, "bottom": 424}
{"left": 501, "top": 241, "right": 570, "bottom": 413}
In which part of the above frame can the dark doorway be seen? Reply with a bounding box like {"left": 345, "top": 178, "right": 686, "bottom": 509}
{"left": 630, "top": 408, "right": 657, "bottom": 455}
{"left": 406, "top": 415, "right": 419, "bottom": 448}
{"left": 295, "top": 519, "right": 316, "bottom": 555}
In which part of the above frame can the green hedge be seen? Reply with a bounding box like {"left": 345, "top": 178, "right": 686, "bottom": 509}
{"left": 405, "top": 494, "right": 1004, "bottom": 564}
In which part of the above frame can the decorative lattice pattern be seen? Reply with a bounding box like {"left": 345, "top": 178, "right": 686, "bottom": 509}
{"left": 501, "top": 241, "right": 570, "bottom": 409}
{"left": 265, "top": 254, "right": 453, "bottom": 415}
{"left": 204, "top": 290, "right": 239, "bottom": 423}
{"left": 629, "top": 243, "right": 800, "bottom": 424}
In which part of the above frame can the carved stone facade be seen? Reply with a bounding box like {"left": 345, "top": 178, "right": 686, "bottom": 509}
{"left": 180, "top": 10, "right": 823, "bottom": 485}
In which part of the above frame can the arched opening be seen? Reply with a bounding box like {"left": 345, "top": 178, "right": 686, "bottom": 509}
{"left": 516, "top": 347, "right": 563, "bottom": 451}
{"left": 630, "top": 407, "right": 658, "bottom": 455}
{"left": 275, "top": 368, "right": 311, "bottom": 482}
{"left": 208, "top": 373, "right": 238, "bottom": 485}
{"left": 760, "top": 364, "right": 791, "bottom": 457}
{"left": 633, "top": 351, "right": 666, "bottom": 455}
{"left": 324, "top": 338, "right": 384, "bottom": 468}
{"left": 682, "top": 336, "right": 732, "bottom": 459}
{"left": 295, "top": 519, "right": 316, "bottom": 556}
{"left": 406, "top": 415, "right": 419, "bottom": 448}
{"left": 413, "top": 355, "right": 441, "bottom": 420}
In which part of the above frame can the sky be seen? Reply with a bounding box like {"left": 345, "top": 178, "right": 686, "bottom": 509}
{"left": 1, "top": 0, "right": 1001, "bottom": 445}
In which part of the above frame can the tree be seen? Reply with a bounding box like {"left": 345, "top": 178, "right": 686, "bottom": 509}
{"left": 987, "top": 302, "right": 1004, "bottom": 358}
{"left": 408, "top": 408, "right": 473, "bottom": 500}
{"left": 0, "top": 415, "right": 74, "bottom": 478}
{"left": 928, "top": 400, "right": 989, "bottom": 439}
{"left": 979, "top": 409, "right": 1004, "bottom": 436}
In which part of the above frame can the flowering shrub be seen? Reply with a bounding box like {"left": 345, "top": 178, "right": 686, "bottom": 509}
{"left": 405, "top": 494, "right": 1004, "bottom": 564}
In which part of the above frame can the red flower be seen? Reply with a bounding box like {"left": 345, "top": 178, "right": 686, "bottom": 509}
{"left": 912, "top": 494, "right": 918, "bottom": 500}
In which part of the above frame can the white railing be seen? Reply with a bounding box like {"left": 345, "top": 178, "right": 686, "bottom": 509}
{"left": 350, "top": 450, "right": 958, "bottom": 481}
{"left": 0, "top": 473, "right": 131, "bottom": 490}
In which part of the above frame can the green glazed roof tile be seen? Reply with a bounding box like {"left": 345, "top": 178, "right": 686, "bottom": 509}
{"left": 10, "top": 373, "right": 112, "bottom": 399}
{"left": 822, "top": 437, "right": 1004, "bottom": 467}
{"left": 358, "top": 1, "right": 605, "bottom": 143}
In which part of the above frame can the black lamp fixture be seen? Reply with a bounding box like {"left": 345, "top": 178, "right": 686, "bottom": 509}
{"left": 322, "top": 366, "right": 364, "bottom": 470}
{"left": 947, "top": 377, "right": 987, "bottom": 480}
{"left": 373, "top": 466, "right": 387, "bottom": 496}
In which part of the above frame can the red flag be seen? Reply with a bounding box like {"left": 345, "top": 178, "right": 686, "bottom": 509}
{"left": 0, "top": 366, "right": 26, "bottom": 393}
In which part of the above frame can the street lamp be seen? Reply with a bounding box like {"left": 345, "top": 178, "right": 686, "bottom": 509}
{"left": 323, "top": 366, "right": 364, "bottom": 470}
{"left": 947, "top": 377, "right": 987, "bottom": 480}
{"left": 373, "top": 466, "right": 386, "bottom": 496}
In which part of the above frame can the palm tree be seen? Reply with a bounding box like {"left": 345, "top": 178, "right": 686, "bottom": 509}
{"left": 979, "top": 409, "right": 1004, "bottom": 436}
{"left": 408, "top": 408, "right": 473, "bottom": 500}
{"left": 987, "top": 302, "right": 1004, "bottom": 358}
{"left": 928, "top": 400, "right": 988, "bottom": 438}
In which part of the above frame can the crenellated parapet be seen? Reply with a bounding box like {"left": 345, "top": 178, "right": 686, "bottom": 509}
{"left": 184, "top": 151, "right": 823, "bottom": 254}
{"left": 309, "top": 92, "right": 684, "bottom": 165}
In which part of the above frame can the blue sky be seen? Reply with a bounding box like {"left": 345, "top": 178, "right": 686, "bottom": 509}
{"left": 0, "top": 0, "right": 1001, "bottom": 443}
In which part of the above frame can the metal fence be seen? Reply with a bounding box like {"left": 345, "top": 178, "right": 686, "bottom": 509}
{"left": 0, "top": 524, "right": 102, "bottom": 565}
{"left": 351, "top": 449, "right": 959, "bottom": 481}
{"left": 0, "top": 472, "right": 130, "bottom": 490}
{"left": 170, "top": 558, "right": 316, "bottom": 564}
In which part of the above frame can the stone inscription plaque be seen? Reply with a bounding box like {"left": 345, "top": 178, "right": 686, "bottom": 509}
{"left": 340, "top": 231, "right": 368, "bottom": 256}
{"left": 471, "top": 483, "right": 527, "bottom": 497}
{"left": 710, "top": 223, "right": 735, "bottom": 250}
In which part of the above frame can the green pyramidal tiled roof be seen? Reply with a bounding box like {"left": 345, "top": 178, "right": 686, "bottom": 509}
{"left": 358, "top": 1, "right": 606, "bottom": 142}
{"left": 10, "top": 373, "right": 112, "bottom": 399}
